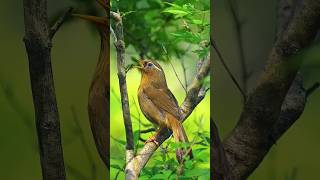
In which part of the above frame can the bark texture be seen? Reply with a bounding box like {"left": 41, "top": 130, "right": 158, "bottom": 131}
{"left": 212, "top": 0, "right": 320, "bottom": 179}
{"left": 23, "top": 0, "right": 66, "bottom": 179}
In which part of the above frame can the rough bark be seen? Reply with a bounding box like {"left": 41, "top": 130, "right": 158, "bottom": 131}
{"left": 23, "top": 0, "right": 66, "bottom": 179}
{"left": 220, "top": 0, "right": 320, "bottom": 179}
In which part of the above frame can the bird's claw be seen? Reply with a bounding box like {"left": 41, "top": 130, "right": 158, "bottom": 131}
{"left": 145, "top": 136, "right": 159, "bottom": 146}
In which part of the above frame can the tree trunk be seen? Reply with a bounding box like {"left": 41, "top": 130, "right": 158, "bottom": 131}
{"left": 23, "top": 0, "right": 66, "bottom": 179}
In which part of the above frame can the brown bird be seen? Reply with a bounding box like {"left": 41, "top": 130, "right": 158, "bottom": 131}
{"left": 137, "top": 59, "right": 192, "bottom": 163}
{"left": 73, "top": 0, "right": 109, "bottom": 168}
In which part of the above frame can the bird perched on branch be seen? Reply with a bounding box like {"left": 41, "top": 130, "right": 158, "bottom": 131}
{"left": 73, "top": 0, "right": 109, "bottom": 168}
{"left": 136, "top": 59, "right": 193, "bottom": 163}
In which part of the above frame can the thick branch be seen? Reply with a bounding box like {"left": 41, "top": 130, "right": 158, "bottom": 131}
{"left": 222, "top": 0, "right": 320, "bottom": 179}
{"left": 180, "top": 56, "right": 210, "bottom": 120}
{"left": 269, "top": 74, "right": 306, "bottom": 142}
{"left": 23, "top": 0, "right": 66, "bottom": 179}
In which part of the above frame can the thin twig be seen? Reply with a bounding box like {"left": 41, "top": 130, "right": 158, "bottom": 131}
{"left": 228, "top": 0, "right": 248, "bottom": 96}
{"left": 140, "top": 128, "right": 156, "bottom": 134}
{"left": 306, "top": 82, "right": 320, "bottom": 98}
{"left": 112, "top": 11, "right": 134, "bottom": 150}
{"left": 211, "top": 37, "right": 246, "bottom": 99}
{"left": 170, "top": 61, "right": 187, "bottom": 93}
{"left": 50, "top": 7, "right": 74, "bottom": 39}
{"left": 162, "top": 44, "right": 187, "bottom": 93}
{"left": 180, "top": 59, "right": 188, "bottom": 92}
{"left": 111, "top": 10, "right": 137, "bottom": 180}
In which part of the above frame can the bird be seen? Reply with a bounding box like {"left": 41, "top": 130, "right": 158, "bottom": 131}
{"left": 136, "top": 59, "right": 192, "bottom": 163}
{"left": 73, "top": 0, "right": 109, "bottom": 168}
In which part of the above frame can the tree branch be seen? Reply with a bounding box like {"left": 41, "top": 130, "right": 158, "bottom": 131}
{"left": 49, "top": 7, "right": 73, "bottom": 39}
{"left": 211, "top": 38, "right": 246, "bottom": 99}
{"left": 269, "top": 74, "right": 306, "bottom": 143}
{"left": 306, "top": 82, "right": 320, "bottom": 97}
{"left": 228, "top": 0, "right": 248, "bottom": 96}
{"left": 111, "top": 11, "right": 136, "bottom": 180}
{"left": 23, "top": 0, "right": 66, "bottom": 179}
{"left": 222, "top": 0, "right": 320, "bottom": 179}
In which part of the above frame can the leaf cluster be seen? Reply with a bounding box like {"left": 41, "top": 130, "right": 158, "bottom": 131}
{"left": 111, "top": 0, "right": 210, "bottom": 61}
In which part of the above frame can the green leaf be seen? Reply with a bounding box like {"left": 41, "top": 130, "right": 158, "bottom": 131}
{"left": 193, "top": 46, "right": 210, "bottom": 59}
{"left": 184, "top": 159, "right": 193, "bottom": 169}
{"left": 190, "top": 19, "right": 203, "bottom": 25}
{"left": 162, "top": 9, "right": 189, "bottom": 17}
{"left": 160, "top": 170, "right": 173, "bottom": 178}
{"left": 184, "top": 168, "right": 208, "bottom": 178}
{"left": 170, "top": 31, "right": 202, "bottom": 44}
{"left": 163, "top": 2, "right": 183, "bottom": 9}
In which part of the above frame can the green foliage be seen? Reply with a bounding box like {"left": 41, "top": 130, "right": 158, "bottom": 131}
{"left": 137, "top": 119, "right": 209, "bottom": 179}
{"left": 110, "top": 116, "right": 210, "bottom": 179}
{"left": 111, "top": 0, "right": 210, "bottom": 60}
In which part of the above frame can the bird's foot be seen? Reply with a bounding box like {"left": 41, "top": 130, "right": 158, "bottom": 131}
{"left": 145, "top": 136, "right": 159, "bottom": 146}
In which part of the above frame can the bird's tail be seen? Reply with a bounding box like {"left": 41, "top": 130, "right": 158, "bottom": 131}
{"left": 167, "top": 115, "right": 193, "bottom": 164}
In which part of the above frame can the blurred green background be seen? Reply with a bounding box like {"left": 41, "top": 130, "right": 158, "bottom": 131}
{"left": 213, "top": 0, "right": 320, "bottom": 179}
{"left": 0, "top": 0, "right": 107, "bottom": 179}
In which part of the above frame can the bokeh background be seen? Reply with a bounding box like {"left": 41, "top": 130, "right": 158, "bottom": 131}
{"left": 0, "top": 0, "right": 107, "bottom": 179}
{"left": 213, "top": 0, "right": 320, "bottom": 179}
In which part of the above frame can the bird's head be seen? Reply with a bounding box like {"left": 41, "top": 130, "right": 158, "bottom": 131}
{"left": 137, "top": 59, "right": 162, "bottom": 73}
{"left": 136, "top": 59, "right": 167, "bottom": 86}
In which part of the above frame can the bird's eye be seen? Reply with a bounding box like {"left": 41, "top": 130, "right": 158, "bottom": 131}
{"left": 147, "top": 62, "right": 153, "bottom": 67}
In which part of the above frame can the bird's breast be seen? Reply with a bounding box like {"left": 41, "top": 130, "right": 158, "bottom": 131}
{"left": 138, "top": 87, "right": 165, "bottom": 126}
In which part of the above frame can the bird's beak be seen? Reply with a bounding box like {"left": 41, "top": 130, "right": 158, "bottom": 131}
{"left": 131, "top": 59, "right": 144, "bottom": 70}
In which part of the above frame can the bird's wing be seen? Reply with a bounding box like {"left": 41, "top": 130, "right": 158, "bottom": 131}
{"left": 143, "top": 86, "right": 180, "bottom": 119}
